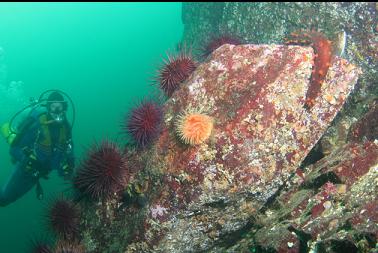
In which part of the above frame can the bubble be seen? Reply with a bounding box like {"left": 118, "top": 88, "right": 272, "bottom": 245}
{"left": 0, "top": 45, "right": 26, "bottom": 122}
{"left": 0, "top": 47, "right": 4, "bottom": 58}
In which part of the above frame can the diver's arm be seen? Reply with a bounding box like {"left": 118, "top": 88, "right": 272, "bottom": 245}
{"left": 66, "top": 138, "right": 75, "bottom": 169}
{"left": 58, "top": 126, "right": 75, "bottom": 179}
{"left": 9, "top": 120, "right": 39, "bottom": 163}
{"left": 58, "top": 144, "right": 74, "bottom": 180}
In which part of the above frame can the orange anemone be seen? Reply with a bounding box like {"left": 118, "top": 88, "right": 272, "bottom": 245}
{"left": 176, "top": 112, "right": 213, "bottom": 145}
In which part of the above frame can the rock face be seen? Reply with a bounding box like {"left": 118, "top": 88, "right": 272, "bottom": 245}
{"left": 79, "top": 44, "right": 360, "bottom": 253}
{"left": 75, "top": 5, "right": 378, "bottom": 253}
{"left": 222, "top": 141, "right": 378, "bottom": 253}
{"left": 182, "top": 2, "right": 377, "bottom": 129}
{"left": 349, "top": 99, "right": 378, "bottom": 143}
{"left": 114, "top": 44, "right": 358, "bottom": 252}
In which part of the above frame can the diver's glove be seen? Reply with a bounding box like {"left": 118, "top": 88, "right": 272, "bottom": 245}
{"left": 23, "top": 148, "right": 38, "bottom": 172}
{"left": 36, "top": 180, "right": 44, "bottom": 200}
{"left": 62, "top": 164, "right": 74, "bottom": 180}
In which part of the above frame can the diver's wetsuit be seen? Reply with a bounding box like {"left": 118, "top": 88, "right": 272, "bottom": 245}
{"left": 0, "top": 109, "right": 75, "bottom": 206}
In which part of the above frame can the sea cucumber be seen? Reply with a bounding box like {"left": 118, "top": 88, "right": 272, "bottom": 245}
{"left": 285, "top": 31, "right": 333, "bottom": 109}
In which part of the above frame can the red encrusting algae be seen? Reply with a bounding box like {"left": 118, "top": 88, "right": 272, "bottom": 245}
{"left": 285, "top": 31, "right": 333, "bottom": 109}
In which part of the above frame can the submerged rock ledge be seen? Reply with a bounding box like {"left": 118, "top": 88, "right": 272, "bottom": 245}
{"left": 81, "top": 44, "right": 364, "bottom": 253}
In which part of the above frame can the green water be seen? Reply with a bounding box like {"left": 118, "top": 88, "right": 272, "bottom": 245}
{"left": 0, "top": 3, "right": 183, "bottom": 252}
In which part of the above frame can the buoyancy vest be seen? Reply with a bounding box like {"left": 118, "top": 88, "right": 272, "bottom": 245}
{"left": 37, "top": 113, "right": 69, "bottom": 150}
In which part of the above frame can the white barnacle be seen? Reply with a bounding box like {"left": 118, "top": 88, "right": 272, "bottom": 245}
{"left": 188, "top": 76, "right": 205, "bottom": 96}
{"left": 209, "top": 60, "right": 227, "bottom": 72}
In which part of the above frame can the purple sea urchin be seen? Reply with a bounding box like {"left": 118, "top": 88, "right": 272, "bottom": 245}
{"left": 202, "top": 34, "right": 243, "bottom": 58}
{"left": 55, "top": 240, "right": 86, "bottom": 253}
{"left": 47, "top": 198, "right": 80, "bottom": 240}
{"left": 31, "top": 242, "right": 53, "bottom": 253}
{"left": 124, "top": 100, "right": 163, "bottom": 149}
{"left": 74, "top": 141, "right": 129, "bottom": 200}
{"left": 157, "top": 51, "right": 196, "bottom": 97}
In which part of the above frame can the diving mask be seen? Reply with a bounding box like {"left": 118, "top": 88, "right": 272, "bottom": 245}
{"left": 48, "top": 102, "right": 65, "bottom": 122}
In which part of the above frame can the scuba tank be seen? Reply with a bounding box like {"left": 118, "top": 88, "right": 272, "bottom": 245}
{"left": 1, "top": 122, "right": 16, "bottom": 145}
{"left": 1, "top": 89, "right": 75, "bottom": 146}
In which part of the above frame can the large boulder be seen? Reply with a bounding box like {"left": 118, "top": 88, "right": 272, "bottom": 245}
{"left": 78, "top": 43, "right": 360, "bottom": 253}
{"left": 182, "top": 2, "right": 377, "bottom": 159}
{"left": 182, "top": 2, "right": 377, "bottom": 109}
{"left": 113, "top": 43, "right": 359, "bottom": 252}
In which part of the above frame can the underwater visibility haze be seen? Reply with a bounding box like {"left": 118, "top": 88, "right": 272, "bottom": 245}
{"left": 0, "top": 3, "right": 183, "bottom": 252}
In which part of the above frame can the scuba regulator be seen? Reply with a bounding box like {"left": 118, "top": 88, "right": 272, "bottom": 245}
{"left": 3, "top": 89, "right": 75, "bottom": 144}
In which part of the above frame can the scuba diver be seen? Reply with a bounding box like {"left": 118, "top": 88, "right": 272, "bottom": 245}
{"left": 0, "top": 90, "right": 76, "bottom": 207}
